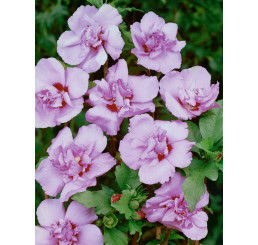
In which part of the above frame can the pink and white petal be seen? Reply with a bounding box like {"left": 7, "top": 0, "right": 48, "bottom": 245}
{"left": 139, "top": 158, "right": 175, "bottom": 185}
{"left": 168, "top": 140, "right": 194, "bottom": 168}
{"left": 155, "top": 172, "right": 185, "bottom": 196}
{"left": 130, "top": 22, "right": 145, "bottom": 50}
{"left": 122, "top": 101, "right": 155, "bottom": 118}
{"left": 106, "top": 59, "right": 128, "bottom": 84}
{"left": 35, "top": 227, "right": 56, "bottom": 245}
{"left": 65, "top": 67, "right": 89, "bottom": 99}
{"left": 60, "top": 181, "right": 91, "bottom": 202}
{"left": 182, "top": 224, "right": 208, "bottom": 241}
{"left": 78, "top": 224, "right": 103, "bottom": 245}
{"left": 57, "top": 31, "right": 87, "bottom": 65}
{"left": 128, "top": 114, "right": 156, "bottom": 138}
{"left": 36, "top": 158, "right": 65, "bottom": 197}
{"left": 128, "top": 75, "right": 159, "bottom": 102}
{"left": 47, "top": 127, "right": 73, "bottom": 155}
{"left": 35, "top": 105, "right": 59, "bottom": 128}
{"left": 162, "top": 23, "right": 178, "bottom": 41}
{"left": 162, "top": 209, "right": 177, "bottom": 223}
{"left": 65, "top": 201, "right": 97, "bottom": 226}
{"left": 190, "top": 211, "right": 208, "bottom": 228}
{"left": 36, "top": 58, "right": 65, "bottom": 91}
{"left": 74, "top": 124, "right": 107, "bottom": 157}
{"left": 164, "top": 92, "right": 193, "bottom": 120}
{"left": 155, "top": 120, "right": 189, "bottom": 142}
{"left": 144, "top": 207, "right": 167, "bottom": 223}
{"left": 158, "top": 51, "right": 182, "bottom": 74}
{"left": 85, "top": 105, "right": 122, "bottom": 136}
{"left": 103, "top": 26, "right": 124, "bottom": 60}
{"left": 171, "top": 40, "right": 186, "bottom": 52}
{"left": 195, "top": 189, "right": 209, "bottom": 209}
{"left": 119, "top": 134, "right": 144, "bottom": 170}
{"left": 87, "top": 153, "right": 116, "bottom": 179}
{"left": 80, "top": 46, "right": 107, "bottom": 73}
{"left": 93, "top": 4, "right": 122, "bottom": 30}
{"left": 68, "top": 5, "right": 98, "bottom": 33}
{"left": 136, "top": 53, "right": 160, "bottom": 72}
{"left": 140, "top": 12, "right": 165, "bottom": 33}
{"left": 56, "top": 97, "right": 84, "bottom": 124}
{"left": 182, "top": 66, "right": 211, "bottom": 90}
{"left": 36, "top": 199, "right": 65, "bottom": 227}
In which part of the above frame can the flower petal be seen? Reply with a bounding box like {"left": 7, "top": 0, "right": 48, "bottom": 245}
{"left": 36, "top": 199, "right": 65, "bottom": 227}
{"left": 36, "top": 158, "right": 64, "bottom": 197}
{"left": 65, "top": 67, "right": 89, "bottom": 99}
{"left": 78, "top": 224, "right": 103, "bottom": 245}
{"left": 65, "top": 201, "right": 97, "bottom": 226}
{"left": 35, "top": 227, "right": 56, "bottom": 245}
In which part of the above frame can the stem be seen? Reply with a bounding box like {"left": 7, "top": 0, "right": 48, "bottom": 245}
{"left": 44, "top": 193, "right": 48, "bottom": 199}
{"left": 110, "top": 136, "right": 117, "bottom": 157}
{"left": 146, "top": 69, "right": 151, "bottom": 76}
{"left": 162, "top": 228, "right": 171, "bottom": 245}
{"left": 131, "top": 232, "right": 139, "bottom": 245}
{"left": 156, "top": 226, "right": 162, "bottom": 240}
{"left": 192, "top": 241, "right": 199, "bottom": 245}
{"left": 104, "top": 59, "right": 109, "bottom": 78}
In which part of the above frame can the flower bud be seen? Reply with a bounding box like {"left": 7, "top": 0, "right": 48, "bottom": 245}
{"left": 111, "top": 193, "right": 122, "bottom": 203}
{"left": 95, "top": 219, "right": 103, "bottom": 227}
{"left": 129, "top": 199, "right": 139, "bottom": 210}
{"left": 130, "top": 189, "right": 137, "bottom": 197}
{"left": 137, "top": 210, "right": 145, "bottom": 219}
{"left": 103, "top": 214, "right": 118, "bottom": 228}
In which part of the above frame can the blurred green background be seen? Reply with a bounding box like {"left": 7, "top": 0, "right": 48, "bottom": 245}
{"left": 35, "top": 0, "right": 223, "bottom": 244}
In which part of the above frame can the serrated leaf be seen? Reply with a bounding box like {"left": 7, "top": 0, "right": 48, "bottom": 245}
{"left": 115, "top": 162, "right": 141, "bottom": 190}
{"left": 128, "top": 220, "right": 142, "bottom": 235}
{"left": 35, "top": 156, "right": 48, "bottom": 169}
{"left": 182, "top": 159, "right": 218, "bottom": 212}
{"left": 103, "top": 227, "right": 128, "bottom": 245}
{"left": 196, "top": 138, "right": 214, "bottom": 152}
{"left": 87, "top": 0, "right": 103, "bottom": 8}
{"left": 199, "top": 100, "right": 223, "bottom": 143}
{"left": 186, "top": 121, "right": 202, "bottom": 153}
{"left": 111, "top": 189, "right": 132, "bottom": 219}
{"left": 72, "top": 185, "right": 114, "bottom": 215}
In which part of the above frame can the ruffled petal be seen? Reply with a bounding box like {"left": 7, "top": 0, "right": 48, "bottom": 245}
{"left": 35, "top": 227, "right": 56, "bottom": 245}
{"left": 74, "top": 124, "right": 107, "bottom": 157}
{"left": 140, "top": 11, "right": 165, "bottom": 33}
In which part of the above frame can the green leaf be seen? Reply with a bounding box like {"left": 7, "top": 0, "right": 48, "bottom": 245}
{"left": 117, "top": 7, "right": 144, "bottom": 14}
{"left": 204, "top": 206, "right": 214, "bottom": 214}
{"left": 86, "top": 0, "right": 103, "bottom": 8}
{"left": 115, "top": 162, "right": 141, "bottom": 190}
{"left": 196, "top": 138, "right": 214, "bottom": 152}
{"left": 199, "top": 100, "right": 223, "bottom": 143}
{"left": 146, "top": 239, "right": 161, "bottom": 245}
{"left": 35, "top": 156, "right": 48, "bottom": 169}
{"left": 111, "top": 189, "right": 132, "bottom": 219}
{"left": 103, "top": 227, "right": 128, "bottom": 245}
{"left": 72, "top": 185, "right": 114, "bottom": 215}
{"left": 128, "top": 220, "right": 142, "bottom": 235}
{"left": 182, "top": 159, "right": 218, "bottom": 212}
{"left": 169, "top": 232, "right": 185, "bottom": 240}
{"left": 186, "top": 121, "right": 202, "bottom": 153}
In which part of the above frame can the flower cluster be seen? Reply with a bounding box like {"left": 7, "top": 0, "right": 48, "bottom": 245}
{"left": 35, "top": 3, "right": 221, "bottom": 245}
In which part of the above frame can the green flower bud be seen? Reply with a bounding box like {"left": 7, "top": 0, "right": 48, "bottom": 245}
{"left": 95, "top": 219, "right": 103, "bottom": 227}
{"left": 103, "top": 213, "right": 118, "bottom": 228}
{"left": 129, "top": 199, "right": 139, "bottom": 210}
{"left": 130, "top": 189, "right": 137, "bottom": 197}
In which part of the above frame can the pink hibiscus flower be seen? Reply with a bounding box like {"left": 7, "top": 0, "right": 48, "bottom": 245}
{"left": 36, "top": 199, "right": 103, "bottom": 245}
{"left": 142, "top": 172, "right": 209, "bottom": 240}
{"left": 35, "top": 125, "right": 116, "bottom": 202}
{"left": 57, "top": 4, "right": 124, "bottom": 73}
{"left": 35, "top": 58, "right": 89, "bottom": 128}
{"left": 85, "top": 59, "right": 159, "bottom": 135}
{"left": 130, "top": 11, "right": 186, "bottom": 74}
{"left": 160, "top": 66, "right": 220, "bottom": 120}
{"left": 119, "top": 114, "right": 194, "bottom": 184}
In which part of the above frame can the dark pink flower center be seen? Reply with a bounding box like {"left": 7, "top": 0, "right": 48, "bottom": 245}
{"left": 50, "top": 219, "right": 80, "bottom": 245}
